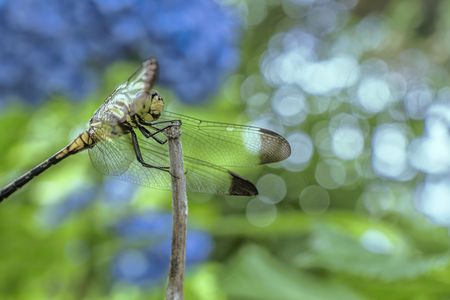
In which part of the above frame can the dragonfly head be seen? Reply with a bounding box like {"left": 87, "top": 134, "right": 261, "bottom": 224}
{"left": 136, "top": 90, "right": 164, "bottom": 122}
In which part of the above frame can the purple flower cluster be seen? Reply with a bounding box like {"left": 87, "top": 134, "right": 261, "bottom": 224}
{"left": 0, "top": 0, "right": 240, "bottom": 104}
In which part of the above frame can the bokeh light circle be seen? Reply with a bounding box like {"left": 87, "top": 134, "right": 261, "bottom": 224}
{"left": 372, "top": 123, "right": 413, "bottom": 180}
{"left": 357, "top": 77, "right": 392, "bottom": 114}
{"left": 409, "top": 116, "right": 450, "bottom": 175}
{"left": 246, "top": 198, "right": 277, "bottom": 227}
{"left": 272, "top": 85, "right": 308, "bottom": 126}
{"left": 256, "top": 173, "right": 287, "bottom": 204}
{"left": 315, "top": 159, "right": 346, "bottom": 189}
{"left": 415, "top": 176, "right": 450, "bottom": 226}
{"left": 331, "top": 125, "right": 364, "bottom": 160}
{"left": 282, "top": 131, "right": 314, "bottom": 172}
{"left": 299, "top": 185, "right": 330, "bottom": 215}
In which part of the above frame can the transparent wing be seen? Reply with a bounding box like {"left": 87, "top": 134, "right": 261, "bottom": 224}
{"left": 155, "top": 110, "right": 291, "bottom": 167}
{"left": 90, "top": 129, "right": 257, "bottom": 195}
{"left": 126, "top": 58, "right": 158, "bottom": 94}
{"left": 88, "top": 129, "right": 134, "bottom": 176}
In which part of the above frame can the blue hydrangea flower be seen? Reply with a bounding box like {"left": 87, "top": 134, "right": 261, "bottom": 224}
{"left": 112, "top": 211, "right": 213, "bottom": 286}
{"left": 114, "top": 211, "right": 172, "bottom": 242}
{"left": 37, "top": 186, "right": 97, "bottom": 227}
{"left": 112, "top": 248, "right": 168, "bottom": 287}
{"left": 102, "top": 178, "right": 137, "bottom": 207}
{"left": 0, "top": 0, "right": 240, "bottom": 105}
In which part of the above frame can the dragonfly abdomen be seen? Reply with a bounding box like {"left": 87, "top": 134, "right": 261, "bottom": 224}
{"left": 0, "top": 132, "right": 94, "bottom": 202}
{"left": 0, "top": 154, "right": 67, "bottom": 202}
{"left": 55, "top": 131, "right": 94, "bottom": 159}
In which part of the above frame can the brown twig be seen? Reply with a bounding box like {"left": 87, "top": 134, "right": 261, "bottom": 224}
{"left": 165, "top": 121, "right": 188, "bottom": 300}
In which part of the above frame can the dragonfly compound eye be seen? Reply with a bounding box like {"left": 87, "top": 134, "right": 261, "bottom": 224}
{"left": 149, "top": 91, "right": 164, "bottom": 119}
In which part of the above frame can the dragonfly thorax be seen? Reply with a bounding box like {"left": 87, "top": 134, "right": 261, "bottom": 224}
{"left": 88, "top": 90, "right": 164, "bottom": 139}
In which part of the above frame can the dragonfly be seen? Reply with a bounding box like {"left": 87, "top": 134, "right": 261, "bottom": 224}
{"left": 0, "top": 58, "right": 291, "bottom": 202}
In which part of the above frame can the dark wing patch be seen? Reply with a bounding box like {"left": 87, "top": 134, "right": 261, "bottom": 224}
{"left": 229, "top": 171, "right": 258, "bottom": 196}
{"left": 259, "top": 128, "right": 291, "bottom": 164}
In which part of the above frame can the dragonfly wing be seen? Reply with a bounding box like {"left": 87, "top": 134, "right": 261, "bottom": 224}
{"left": 116, "top": 132, "right": 257, "bottom": 195}
{"left": 88, "top": 131, "right": 134, "bottom": 176}
{"left": 126, "top": 58, "right": 158, "bottom": 94}
{"left": 156, "top": 111, "right": 291, "bottom": 167}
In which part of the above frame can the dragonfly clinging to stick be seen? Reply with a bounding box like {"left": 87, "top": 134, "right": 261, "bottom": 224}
{"left": 0, "top": 58, "right": 291, "bottom": 202}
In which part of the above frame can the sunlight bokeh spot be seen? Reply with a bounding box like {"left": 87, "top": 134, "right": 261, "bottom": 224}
{"left": 404, "top": 87, "right": 433, "bottom": 120}
{"left": 372, "top": 124, "right": 412, "bottom": 180}
{"left": 257, "top": 173, "right": 287, "bottom": 204}
{"left": 409, "top": 116, "right": 450, "bottom": 174}
{"left": 246, "top": 198, "right": 277, "bottom": 227}
{"left": 360, "top": 229, "right": 394, "bottom": 254}
{"left": 315, "top": 159, "right": 346, "bottom": 189}
{"left": 272, "top": 85, "right": 308, "bottom": 126}
{"left": 299, "top": 185, "right": 330, "bottom": 215}
{"left": 331, "top": 125, "right": 364, "bottom": 160}
{"left": 282, "top": 131, "right": 314, "bottom": 172}
{"left": 357, "top": 77, "right": 392, "bottom": 114}
{"left": 415, "top": 176, "right": 450, "bottom": 226}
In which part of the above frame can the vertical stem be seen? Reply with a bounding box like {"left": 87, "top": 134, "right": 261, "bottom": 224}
{"left": 165, "top": 122, "right": 188, "bottom": 300}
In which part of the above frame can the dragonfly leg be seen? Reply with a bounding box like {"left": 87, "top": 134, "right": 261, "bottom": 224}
{"left": 128, "top": 128, "right": 171, "bottom": 172}
{"left": 136, "top": 117, "right": 182, "bottom": 144}
{"left": 137, "top": 124, "right": 167, "bottom": 144}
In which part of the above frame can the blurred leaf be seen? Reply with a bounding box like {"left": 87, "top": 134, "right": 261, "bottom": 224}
{"left": 185, "top": 264, "right": 227, "bottom": 300}
{"left": 207, "top": 212, "right": 402, "bottom": 238}
{"left": 297, "top": 224, "right": 450, "bottom": 281}
{"left": 222, "top": 244, "right": 365, "bottom": 300}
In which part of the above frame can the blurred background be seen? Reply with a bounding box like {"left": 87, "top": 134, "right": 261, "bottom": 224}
{"left": 1, "top": 0, "right": 450, "bottom": 299}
